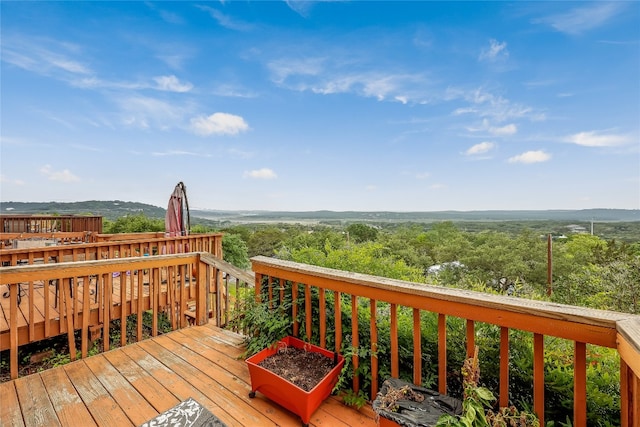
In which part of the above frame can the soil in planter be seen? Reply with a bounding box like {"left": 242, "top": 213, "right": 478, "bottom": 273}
{"left": 257, "top": 346, "right": 336, "bottom": 392}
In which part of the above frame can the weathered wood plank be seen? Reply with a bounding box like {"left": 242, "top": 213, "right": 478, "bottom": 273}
{"left": 40, "top": 366, "right": 96, "bottom": 426}
{"left": 63, "top": 361, "right": 134, "bottom": 427}
{"left": 14, "top": 373, "right": 61, "bottom": 426}
{"left": 120, "top": 343, "right": 242, "bottom": 427}
{"left": 165, "top": 329, "right": 301, "bottom": 426}
{"left": 84, "top": 354, "right": 158, "bottom": 426}
{"left": 138, "top": 338, "right": 276, "bottom": 426}
{"left": 0, "top": 381, "right": 26, "bottom": 427}
{"left": 102, "top": 347, "right": 180, "bottom": 414}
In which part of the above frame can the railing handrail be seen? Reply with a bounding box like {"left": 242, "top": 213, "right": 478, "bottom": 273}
{"left": 0, "top": 233, "right": 223, "bottom": 263}
{"left": 93, "top": 232, "right": 223, "bottom": 241}
{"left": 0, "top": 231, "right": 89, "bottom": 240}
{"left": 200, "top": 253, "right": 255, "bottom": 284}
{"left": 0, "top": 252, "right": 199, "bottom": 279}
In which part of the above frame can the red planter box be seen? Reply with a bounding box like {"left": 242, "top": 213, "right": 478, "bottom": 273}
{"left": 246, "top": 336, "right": 345, "bottom": 426}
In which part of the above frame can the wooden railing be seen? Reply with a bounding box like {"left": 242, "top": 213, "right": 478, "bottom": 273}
{"left": 251, "top": 256, "right": 640, "bottom": 427}
{"left": 199, "top": 253, "right": 255, "bottom": 331}
{"left": 0, "top": 250, "right": 255, "bottom": 380}
{"left": 0, "top": 232, "right": 90, "bottom": 248}
{"left": 0, "top": 215, "right": 103, "bottom": 234}
{"left": 0, "top": 233, "right": 223, "bottom": 266}
{"left": 93, "top": 232, "right": 166, "bottom": 242}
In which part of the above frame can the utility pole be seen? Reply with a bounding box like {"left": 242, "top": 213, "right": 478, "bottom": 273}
{"left": 547, "top": 233, "right": 553, "bottom": 296}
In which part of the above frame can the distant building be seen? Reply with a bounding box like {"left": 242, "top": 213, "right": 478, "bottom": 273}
{"left": 426, "top": 261, "right": 465, "bottom": 275}
{"left": 566, "top": 224, "right": 587, "bottom": 234}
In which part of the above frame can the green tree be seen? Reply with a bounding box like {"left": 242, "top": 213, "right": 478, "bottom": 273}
{"left": 346, "top": 223, "right": 379, "bottom": 244}
{"left": 247, "top": 227, "right": 287, "bottom": 257}
{"left": 222, "top": 233, "right": 250, "bottom": 269}
{"left": 103, "top": 214, "right": 164, "bottom": 233}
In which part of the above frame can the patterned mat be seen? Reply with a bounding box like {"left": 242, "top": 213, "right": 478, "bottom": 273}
{"left": 139, "top": 398, "right": 227, "bottom": 427}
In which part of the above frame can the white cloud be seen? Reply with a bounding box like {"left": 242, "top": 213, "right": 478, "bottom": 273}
{"left": 430, "top": 183, "right": 447, "bottom": 190}
{"left": 40, "top": 164, "right": 80, "bottom": 182}
{"left": 479, "top": 39, "right": 509, "bottom": 62}
{"left": 2, "top": 35, "right": 91, "bottom": 78}
{"left": 0, "top": 174, "right": 25, "bottom": 186}
{"left": 196, "top": 5, "right": 253, "bottom": 31}
{"left": 152, "top": 150, "right": 205, "bottom": 157}
{"left": 189, "top": 112, "right": 249, "bottom": 136}
{"left": 268, "top": 57, "right": 429, "bottom": 104}
{"left": 508, "top": 150, "right": 551, "bottom": 164}
{"left": 285, "top": 0, "right": 315, "bottom": 17}
{"left": 243, "top": 168, "right": 277, "bottom": 179}
{"left": 467, "top": 119, "right": 517, "bottom": 136}
{"left": 564, "top": 130, "right": 631, "bottom": 147}
{"left": 153, "top": 75, "right": 193, "bottom": 92}
{"left": 465, "top": 142, "right": 496, "bottom": 155}
{"left": 415, "top": 172, "right": 431, "bottom": 179}
{"left": 117, "top": 95, "right": 186, "bottom": 130}
{"left": 268, "top": 57, "right": 326, "bottom": 84}
{"left": 534, "top": 3, "right": 626, "bottom": 35}
{"left": 453, "top": 88, "right": 542, "bottom": 123}
{"left": 365, "top": 185, "right": 377, "bottom": 191}
{"left": 490, "top": 123, "right": 517, "bottom": 136}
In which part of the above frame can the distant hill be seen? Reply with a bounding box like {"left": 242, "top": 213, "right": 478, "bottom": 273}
{"left": 0, "top": 200, "right": 165, "bottom": 221}
{"left": 1, "top": 201, "right": 638, "bottom": 223}
{"left": 191, "top": 208, "right": 640, "bottom": 223}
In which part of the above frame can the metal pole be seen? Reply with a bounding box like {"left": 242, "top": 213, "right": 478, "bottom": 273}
{"left": 547, "top": 234, "right": 553, "bottom": 296}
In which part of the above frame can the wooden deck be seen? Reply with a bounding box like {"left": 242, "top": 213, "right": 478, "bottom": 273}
{"left": 0, "top": 322, "right": 377, "bottom": 427}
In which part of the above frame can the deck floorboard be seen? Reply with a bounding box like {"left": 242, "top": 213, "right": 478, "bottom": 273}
{"left": 0, "top": 323, "right": 378, "bottom": 427}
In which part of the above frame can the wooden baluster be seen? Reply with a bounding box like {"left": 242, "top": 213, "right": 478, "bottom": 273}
{"left": 500, "top": 326, "right": 510, "bottom": 407}
{"left": 254, "top": 273, "right": 262, "bottom": 302}
{"left": 10, "top": 283, "right": 18, "bottom": 379}
{"left": 196, "top": 261, "right": 206, "bottom": 326}
{"left": 305, "top": 284, "right": 312, "bottom": 342}
{"left": 390, "top": 303, "right": 399, "bottom": 378}
{"left": 121, "top": 268, "right": 127, "bottom": 347}
{"left": 28, "top": 252, "right": 34, "bottom": 341}
{"left": 413, "top": 308, "right": 421, "bottom": 386}
{"left": 180, "top": 264, "right": 187, "bottom": 328}
{"left": 351, "top": 295, "right": 359, "bottom": 393}
{"left": 103, "top": 273, "right": 112, "bottom": 352}
{"left": 292, "top": 282, "right": 299, "bottom": 337}
{"left": 574, "top": 342, "right": 587, "bottom": 426}
{"left": 620, "top": 359, "right": 629, "bottom": 427}
{"left": 466, "top": 319, "right": 475, "bottom": 358}
{"left": 168, "top": 266, "right": 176, "bottom": 330}
{"left": 82, "top": 275, "right": 90, "bottom": 358}
{"left": 334, "top": 291, "right": 342, "bottom": 354}
{"left": 152, "top": 267, "right": 159, "bottom": 336}
{"left": 438, "top": 313, "right": 447, "bottom": 395}
{"left": 319, "top": 288, "right": 326, "bottom": 348}
{"left": 533, "top": 333, "right": 545, "bottom": 425}
{"left": 62, "top": 277, "right": 76, "bottom": 361}
{"left": 137, "top": 266, "right": 143, "bottom": 342}
{"left": 370, "top": 299, "right": 378, "bottom": 398}
{"left": 44, "top": 256, "right": 51, "bottom": 338}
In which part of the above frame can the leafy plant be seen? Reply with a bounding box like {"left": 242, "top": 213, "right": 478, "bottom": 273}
{"left": 436, "top": 348, "right": 540, "bottom": 427}
{"left": 230, "top": 278, "right": 296, "bottom": 357}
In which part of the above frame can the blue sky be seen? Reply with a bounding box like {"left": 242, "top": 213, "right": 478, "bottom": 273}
{"left": 1, "top": 1, "right": 639, "bottom": 211}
